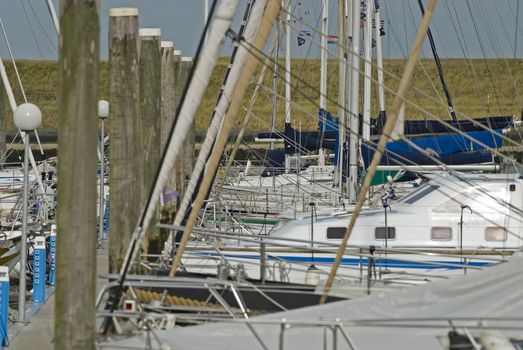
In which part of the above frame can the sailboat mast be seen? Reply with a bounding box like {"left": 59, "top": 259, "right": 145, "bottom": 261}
{"left": 417, "top": 0, "right": 457, "bottom": 121}
{"left": 271, "top": 26, "right": 279, "bottom": 151}
{"left": 45, "top": 0, "right": 60, "bottom": 35}
{"left": 348, "top": 0, "right": 361, "bottom": 202}
{"left": 284, "top": 0, "right": 292, "bottom": 173}
{"left": 337, "top": 0, "right": 346, "bottom": 194}
{"left": 362, "top": 0, "right": 372, "bottom": 141}
{"left": 374, "top": 0, "right": 386, "bottom": 116}
{"left": 319, "top": 0, "right": 329, "bottom": 111}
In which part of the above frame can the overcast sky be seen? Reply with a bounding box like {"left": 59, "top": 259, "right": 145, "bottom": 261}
{"left": 0, "top": 0, "right": 521, "bottom": 60}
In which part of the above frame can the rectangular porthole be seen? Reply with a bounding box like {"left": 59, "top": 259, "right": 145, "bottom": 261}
{"left": 375, "top": 227, "right": 396, "bottom": 240}
{"left": 326, "top": 227, "right": 345, "bottom": 239}
{"left": 431, "top": 227, "right": 452, "bottom": 241}
{"left": 485, "top": 227, "right": 507, "bottom": 242}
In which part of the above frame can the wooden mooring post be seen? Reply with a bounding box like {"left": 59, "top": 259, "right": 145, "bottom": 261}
{"left": 55, "top": 0, "right": 99, "bottom": 348}
{"left": 138, "top": 28, "right": 162, "bottom": 255}
{"left": 0, "top": 78, "right": 6, "bottom": 164}
{"left": 107, "top": 8, "right": 141, "bottom": 273}
{"left": 159, "top": 41, "right": 177, "bottom": 244}
{"left": 177, "top": 57, "right": 194, "bottom": 200}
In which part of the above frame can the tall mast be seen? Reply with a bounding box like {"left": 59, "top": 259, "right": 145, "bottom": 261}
{"left": 348, "top": 0, "right": 361, "bottom": 202}
{"left": 319, "top": 0, "right": 329, "bottom": 111}
{"left": 362, "top": 0, "right": 372, "bottom": 141}
{"left": 336, "top": 0, "right": 346, "bottom": 194}
{"left": 271, "top": 25, "right": 280, "bottom": 151}
{"left": 284, "top": 0, "right": 292, "bottom": 173}
{"left": 417, "top": 0, "right": 456, "bottom": 121}
{"left": 374, "top": 0, "right": 386, "bottom": 117}
{"left": 45, "top": 0, "right": 60, "bottom": 35}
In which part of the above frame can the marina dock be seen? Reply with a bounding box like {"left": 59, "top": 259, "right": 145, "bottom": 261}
{"left": 9, "top": 247, "right": 108, "bottom": 349}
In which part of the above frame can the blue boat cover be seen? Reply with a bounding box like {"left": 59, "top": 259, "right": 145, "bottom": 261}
{"left": 360, "top": 129, "right": 503, "bottom": 168}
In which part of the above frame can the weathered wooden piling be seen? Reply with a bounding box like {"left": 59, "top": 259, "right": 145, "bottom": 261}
{"left": 107, "top": 8, "right": 141, "bottom": 273}
{"left": 160, "top": 41, "right": 175, "bottom": 153}
{"left": 55, "top": 0, "right": 99, "bottom": 348}
{"left": 0, "top": 79, "right": 6, "bottom": 163}
{"left": 138, "top": 28, "right": 162, "bottom": 255}
{"left": 178, "top": 57, "right": 194, "bottom": 197}
{"left": 159, "top": 41, "right": 177, "bottom": 240}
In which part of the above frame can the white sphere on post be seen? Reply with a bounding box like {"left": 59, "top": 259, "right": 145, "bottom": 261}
{"left": 14, "top": 103, "right": 42, "bottom": 131}
{"left": 98, "top": 100, "right": 109, "bottom": 119}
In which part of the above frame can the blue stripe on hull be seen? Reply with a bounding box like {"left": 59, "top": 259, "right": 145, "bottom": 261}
{"left": 197, "top": 253, "right": 491, "bottom": 270}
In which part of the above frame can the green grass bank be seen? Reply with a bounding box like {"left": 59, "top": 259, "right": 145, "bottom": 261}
{"left": 2, "top": 58, "right": 522, "bottom": 133}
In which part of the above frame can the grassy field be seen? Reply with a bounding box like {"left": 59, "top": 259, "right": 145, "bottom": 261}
{"left": 2, "top": 58, "right": 522, "bottom": 133}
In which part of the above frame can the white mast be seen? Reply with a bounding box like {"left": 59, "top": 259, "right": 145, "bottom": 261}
{"left": 203, "top": 0, "right": 209, "bottom": 44}
{"left": 336, "top": 0, "right": 346, "bottom": 194}
{"left": 319, "top": 0, "right": 329, "bottom": 111}
{"left": 362, "top": 0, "right": 372, "bottom": 141}
{"left": 347, "top": 0, "right": 360, "bottom": 202}
{"left": 284, "top": 0, "right": 292, "bottom": 173}
{"left": 375, "top": 0, "right": 386, "bottom": 116}
{"left": 318, "top": 0, "right": 329, "bottom": 168}
{"left": 45, "top": 0, "right": 60, "bottom": 35}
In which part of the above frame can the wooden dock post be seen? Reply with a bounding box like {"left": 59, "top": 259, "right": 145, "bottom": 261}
{"left": 0, "top": 79, "right": 6, "bottom": 164}
{"left": 138, "top": 28, "right": 162, "bottom": 255}
{"left": 55, "top": 0, "right": 99, "bottom": 348}
{"left": 178, "top": 57, "right": 194, "bottom": 197}
{"left": 107, "top": 8, "right": 141, "bottom": 273}
{"left": 160, "top": 41, "right": 175, "bottom": 153}
{"left": 159, "top": 41, "right": 177, "bottom": 242}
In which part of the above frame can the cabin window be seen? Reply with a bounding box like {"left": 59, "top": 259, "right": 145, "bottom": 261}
{"left": 485, "top": 227, "right": 507, "bottom": 242}
{"left": 326, "top": 227, "right": 346, "bottom": 239}
{"left": 375, "top": 227, "right": 396, "bottom": 239}
{"left": 431, "top": 227, "right": 452, "bottom": 241}
{"left": 402, "top": 185, "right": 439, "bottom": 204}
{"left": 510, "top": 184, "right": 516, "bottom": 192}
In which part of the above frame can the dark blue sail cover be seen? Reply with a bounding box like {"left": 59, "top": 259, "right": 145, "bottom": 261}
{"left": 373, "top": 113, "right": 513, "bottom": 136}
{"left": 360, "top": 129, "right": 503, "bottom": 168}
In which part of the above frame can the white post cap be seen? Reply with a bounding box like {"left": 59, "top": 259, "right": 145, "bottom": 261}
{"left": 109, "top": 8, "right": 138, "bottom": 17}
{"left": 139, "top": 28, "right": 161, "bottom": 37}
{"left": 98, "top": 100, "right": 109, "bottom": 119}
{"left": 14, "top": 103, "right": 42, "bottom": 131}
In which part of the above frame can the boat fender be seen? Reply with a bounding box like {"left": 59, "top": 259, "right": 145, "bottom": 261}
{"left": 305, "top": 264, "right": 320, "bottom": 285}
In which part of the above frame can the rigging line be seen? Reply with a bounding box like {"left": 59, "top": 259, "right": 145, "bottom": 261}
{"left": 233, "top": 143, "right": 343, "bottom": 207}
{"left": 19, "top": 0, "right": 44, "bottom": 59}
{"left": 25, "top": 0, "right": 57, "bottom": 52}
{"left": 417, "top": 0, "right": 457, "bottom": 122}
{"left": 102, "top": 0, "right": 222, "bottom": 331}
{"left": 464, "top": 0, "right": 504, "bottom": 114}
{"left": 255, "top": 48, "right": 513, "bottom": 172}
{"left": 279, "top": 2, "right": 324, "bottom": 133}
{"left": 0, "top": 17, "right": 27, "bottom": 102}
{"left": 477, "top": 0, "right": 520, "bottom": 103}
{"left": 0, "top": 18, "right": 46, "bottom": 156}
{"left": 442, "top": 0, "right": 487, "bottom": 118}
{"left": 515, "top": 0, "right": 520, "bottom": 59}
{"left": 234, "top": 21, "right": 523, "bottom": 221}
{"left": 254, "top": 76, "right": 512, "bottom": 203}
{"left": 262, "top": 15, "right": 523, "bottom": 153}
{"left": 404, "top": 2, "right": 441, "bottom": 136}
{"left": 237, "top": 36, "right": 522, "bottom": 173}
{"left": 491, "top": 0, "right": 517, "bottom": 55}
{"left": 402, "top": 0, "right": 410, "bottom": 59}
{"left": 506, "top": 0, "right": 523, "bottom": 48}
{"left": 277, "top": 13, "right": 523, "bottom": 150}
